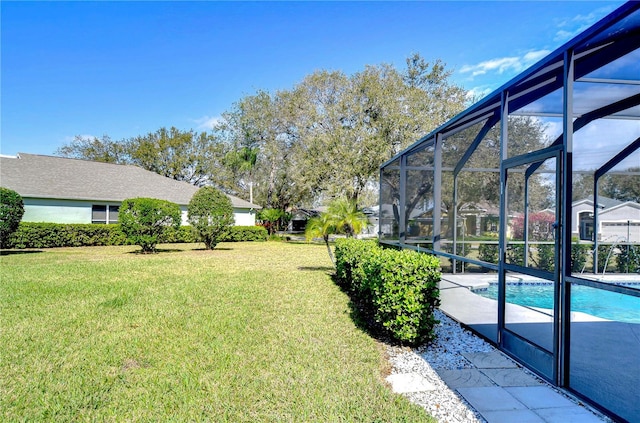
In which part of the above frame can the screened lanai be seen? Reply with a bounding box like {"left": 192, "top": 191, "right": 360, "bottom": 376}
{"left": 379, "top": 2, "right": 640, "bottom": 422}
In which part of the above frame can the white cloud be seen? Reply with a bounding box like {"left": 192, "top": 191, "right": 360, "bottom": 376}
{"left": 553, "top": 6, "right": 617, "bottom": 42}
{"left": 460, "top": 49, "right": 551, "bottom": 80}
{"left": 192, "top": 115, "right": 223, "bottom": 131}
{"left": 465, "top": 86, "right": 493, "bottom": 102}
{"left": 540, "top": 118, "right": 640, "bottom": 171}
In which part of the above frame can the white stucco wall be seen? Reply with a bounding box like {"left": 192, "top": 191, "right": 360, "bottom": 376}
{"left": 572, "top": 202, "right": 592, "bottom": 234}
{"left": 233, "top": 208, "right": 256, "bottom": 226}
{"left": 23, "top": 198, "right": 95, "bottom": 223}
{"left": 598, "top": 204, "right": 640, "bottom": 242}
{"left": 22, "top": 198, "right": 256, "bottom": 227}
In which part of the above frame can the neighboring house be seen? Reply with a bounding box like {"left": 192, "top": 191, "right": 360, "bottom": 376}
{"left": 541, "top": 196, "right": 640, "bottom": 242}
{"left": 287, "top": 208, "right": 321, "bottom": 233}
{"left": 0, "top": 153, "right": 261, "bottom": 226}
{"left": 570, "top": 196, "right": 640, "bottom": 243}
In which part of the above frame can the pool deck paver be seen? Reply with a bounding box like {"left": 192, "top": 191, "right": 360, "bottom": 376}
{"left": 438, "top": 369, "right": 495, "bottom": 389}
{"left": 443, "top": 351, "right": 607, "bottom": 423}
{"left": 480, "top": 368, "right": 542, "bottom": 387}
{"left": 385, "top": 373, "right": 436, "bottom": 394}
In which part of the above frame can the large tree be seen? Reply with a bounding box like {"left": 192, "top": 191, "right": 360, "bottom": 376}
{"left": 573, "top": 167, "right": 640, "bottom": 203}
{"left": 214, "top": 90, "right": 310, "bottom": 210}
{"left": 214, "top": 54, "right": 466, "bottom": 209}
{"left": 55, "top": 135, "right": 127, "bottom": 163}
{"left": 56, "top": 128, "right": 226, "bottom": 187}
{"left": 58, "top": 53, "right": 468, "bottom": 209}
{"left": 123, "top": 127, "right": 223, "bottom": 187}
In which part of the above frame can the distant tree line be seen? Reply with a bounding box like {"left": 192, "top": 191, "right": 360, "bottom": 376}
{"left": 62, "top": 51, "right": 640, "bottom": 216}
{"left": 56, "top": 53, "right": 468, "bottom": 210}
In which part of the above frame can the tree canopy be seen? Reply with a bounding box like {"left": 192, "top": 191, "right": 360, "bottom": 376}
{"left": 0, "top": 187, "right": 25, "bottom": 248}
{"left": 56, "top": 53, "right": 467, "bottom": 209}
{"left": 188, "top": 187, "right": 235, "bottom": 250}
{"left": 119, "top": 197, "right": 181, "bottom": 253}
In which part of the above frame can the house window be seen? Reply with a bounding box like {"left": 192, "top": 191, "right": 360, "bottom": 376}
{"left": 578, "top": 211, "right": 593, "bottom": 241}
{"left": 108, "top": 205, "right": 119, "bottom": 224}
{"left": 92, "top": 205, "right": 120, "bottom": 224}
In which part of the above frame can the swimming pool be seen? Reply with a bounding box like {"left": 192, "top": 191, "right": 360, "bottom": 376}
{"left": 475, "top": 283, "right": 640, "bottom": 323}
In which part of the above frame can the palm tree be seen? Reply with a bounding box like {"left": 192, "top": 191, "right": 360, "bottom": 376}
{"left": 305, "top": 213, "right": 338, "bottom": 264}
{"left": 326, "top": 198, "right": 369, "bottom": 238}
{"left": 259, "top": 208, "right": 284, "bottom": 235}
{"left": 305, "top": 198, "right": 369, "bottom": 265}
{"left": 224, "top": 146, "right": 259, "bottom": 203}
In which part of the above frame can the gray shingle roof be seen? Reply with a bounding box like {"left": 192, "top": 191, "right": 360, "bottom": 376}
{"left": 0, "top": 153, "right": 260, "bottom": 209}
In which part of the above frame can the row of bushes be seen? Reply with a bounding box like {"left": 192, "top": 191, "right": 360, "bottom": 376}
{"left": 5, "top": 222, "right": 268, "bottom": 249}
{"left": 334, "top": 238, "right": 441, "bottom": 346}
{"left": 483, "top": 242, "right": 638, "bottom": 273}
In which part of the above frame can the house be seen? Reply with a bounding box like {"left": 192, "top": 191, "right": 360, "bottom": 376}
{"left": 571, "top": 196, "right": 640, "bottom": 243}
{"left": 287, "top": 208, "right": 321, "bottom": 232}
{"left": 0, "top": 153, "right": 261, "bottom": 226}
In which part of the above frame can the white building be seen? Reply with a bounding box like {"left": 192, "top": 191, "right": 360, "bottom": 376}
{"left": 0, "top": 153, "right": 261, "bottom": 226}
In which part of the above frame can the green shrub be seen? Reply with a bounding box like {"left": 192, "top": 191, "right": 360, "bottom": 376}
{"left": 0, "top": 187, "right": 25, "bottom": 248}
{"left": 478, "top": 243, "right": 499, "bottom": 264}
{"left": 570, "top": 241, "right": 590, "bottom": 273}
{"left": 335, "top": 238, "right": 378, "bottom": 295}
{"left": 616, "top": 244, "right": 639, "bottom": 273}
{"left": 597, "top": 244, "right": 615, "bottom": 273}
{"left": 506, "top": 244, "right": 525, "bottom": 266}
{"left": 6, "top": 223, "right": 128, "bottom": 249}
{"left": 5, "top": 223, "right": 266, "bottom": 249}
{"left": 164, "top": 226, "right": 198, "bottom": 243}
{"left": 334, "top": 239, "right": 441, "bottom": 345}
{"left": 223, "top": 226, "right": 268, "bottom": 242}
{"left": 371, "top": 249, "right": 441, "bottom": 344}
{"left": 188, "top": 187, "right": 235, "bottom": 250}
{"left": 443, "top": 242, "right": 470, "bottom": 272}
{"left": 119, "top": 197, "right": 181, "bottom": 253}
{"left": 532, "top": 243, "right": 555, "bottom": 272}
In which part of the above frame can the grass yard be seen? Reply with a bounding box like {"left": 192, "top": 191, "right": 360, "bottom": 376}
{"left": 1, "top": 242, "right": 434, "bottom": 422}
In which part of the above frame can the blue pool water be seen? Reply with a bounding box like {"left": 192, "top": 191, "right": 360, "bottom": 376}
{"left": 475, "top": 283, "right": 640, "bottom": 323}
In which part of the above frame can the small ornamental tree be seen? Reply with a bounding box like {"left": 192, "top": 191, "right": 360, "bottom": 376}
{"left": 119, "top": 197, "right": 181, "bottom": 253}
{"left": 258, "top": 208, "right": 285, "bottom": 235}
{"left": 326, "top": 198, "right": 369, "bottom": 238}
{"left": 0, "top": 187, "right": 25, "bottom": 248}
{"left": 305, "top": 198, "right": 369, "bottom": 265}
{"left": 188, "top": 187, "right": 235, "bottom": 250}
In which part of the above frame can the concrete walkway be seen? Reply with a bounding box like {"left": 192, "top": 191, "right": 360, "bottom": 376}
{"left": 446, "top": 350, "right": 606, "bottom": 423}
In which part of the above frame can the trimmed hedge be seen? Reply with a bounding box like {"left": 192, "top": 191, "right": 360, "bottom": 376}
{"left": 335, "top": 238, "right": 441, "bottom": 346}
{"left": 5, "top": 223, "right": 267, "bottom": 249}
{"left": 224, "top": 226, "right": 268, "bottom": 242}
{"left": 6, "top": 223, "right": 128, "bottom": 249}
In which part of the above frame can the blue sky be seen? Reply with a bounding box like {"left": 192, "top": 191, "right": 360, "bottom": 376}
{"left": 0, "top": 1, "right": 627, "bottom": 156}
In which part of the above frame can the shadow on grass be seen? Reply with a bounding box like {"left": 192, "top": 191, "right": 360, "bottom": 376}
{"left": 127, "top": 248, "right": 186, "bottom": 255}
{"left": 297, "top": 266, "right": 335, "bottom": 273}
{"left": 192, "top": 247, "right": 234, "bottom": 251}
{"left": 0, "top": 249, "right": 44, "bottom": 256}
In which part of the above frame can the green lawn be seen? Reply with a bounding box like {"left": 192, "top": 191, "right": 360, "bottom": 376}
{"left": 1, "top": 242, "right": 433, "bottom": 422}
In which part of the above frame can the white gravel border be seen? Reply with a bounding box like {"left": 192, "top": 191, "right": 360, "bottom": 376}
{"left": 386, "top": 309, "right": 491, "bottom": 422}
{"left": 385, "top": 309, "right": 611, "bottom": 423}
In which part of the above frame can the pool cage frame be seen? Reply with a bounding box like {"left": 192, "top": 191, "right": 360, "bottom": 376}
{"left": 379, "top": 2, "right": 640, "bottom": 422}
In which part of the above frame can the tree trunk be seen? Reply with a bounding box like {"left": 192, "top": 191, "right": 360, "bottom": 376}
{"left": 324, "top": 235, "right": 335, "bottom": 266}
